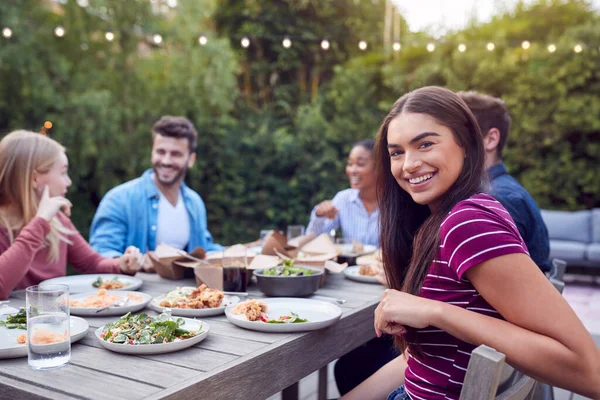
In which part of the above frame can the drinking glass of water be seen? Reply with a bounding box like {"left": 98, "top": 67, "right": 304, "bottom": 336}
{"left": 26, "top": 284, "right": 70, "bottom": 370}
{"left": 286, "top": 225, "right": 305, "bottom": 241}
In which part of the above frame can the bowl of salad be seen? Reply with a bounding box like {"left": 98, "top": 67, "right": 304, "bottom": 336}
{"left": 253, "top": 260, "right": 323, "bottom": 297}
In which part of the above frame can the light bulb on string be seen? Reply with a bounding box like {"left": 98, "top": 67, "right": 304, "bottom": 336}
{"left": 321, "top": 39, "right": 330, "bottom": 50}
{"left": 198, "top": 35, "right": 208, "bottom": 46}
{"left": 358, "top": 40, "right": 368, "bottom": 51}
{"left": 392, "top": 42, "right": 401, "bottom": 51}
{"left": 241, "top": 36, "right": 250, "bottom": 48}
{"left": 152, "top": 34, "right": 162, "bottom": 45}
{"left": 521, "top": 40, "right": 530, "bottom": 50}
{"left": 54, "top": 26, "right": 66, "bottom": 38}
{"left": 458, "top": 43, "right": 466, "bottom": 52}
{"left": 282, "top": 37, "right": 292, "bottom": 48}
{"left": 105, "top": 31, "right": 115, "bottom": 42}
{"left": 426, "top": 43, "right": 435, "bottom": 52}
{"left": 486, "top": 42, "right": 495, "bottom": 51}
{"left": 547, "top": 44, "right": 556, "bottom": 53}
{"left": 574, "top": 44, "right": 583, "bottom": 53}
{"left": 2, "top": 27, "right": 12, "bottom": 39}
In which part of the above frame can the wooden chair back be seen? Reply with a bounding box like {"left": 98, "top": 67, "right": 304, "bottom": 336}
{"left": 460, "top": 345, "right": 537, "bottom": 400}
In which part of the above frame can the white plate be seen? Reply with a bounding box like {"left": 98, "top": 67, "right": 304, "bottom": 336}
{"left": 337, "top": 244, "right": 377, "bottom": 257}
{"left": 40, "top": 274, "right": 143, "bottom": 294}
{"left": 225, "top": 298, "right": 342, "bottom": 333}
{"left": 149, "top": 289, "right": 240, "bottom": 317}
{"left": 94, "top": 317, "right": 209, "bottom": 355}
{"left": 343, "top": 266, "right": 379, "bottom": 284}
{"left": 70, "top": 291, "right": 152, "bottom": 316}
{"left": 0, "top": 315, "right": 89, "bottom": 359}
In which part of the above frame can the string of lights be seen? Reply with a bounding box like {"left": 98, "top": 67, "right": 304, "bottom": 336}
{"left": 2, "top": 14, "right": 598, "bottom": 57}
{"left": 1, "top": 24, "right": 595, "bottom": 55}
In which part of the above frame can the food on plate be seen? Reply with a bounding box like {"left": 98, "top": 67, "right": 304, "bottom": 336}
{"left": 261, "top": 312, "right": 308, "bottom": 324}
{"left": 92, "top": 276, "right": 126, "bottom": 290}
{"left": 158, "top": 285, "right": 224, "bottom": 309}
{"left": 100, "top": 312, "right": 200, "bottom": 345}
{"left": 359, "top": 264, "right": 378, "bottom": 276}
{"left": 261, "top": 260, "right": 315, "bottom": 277}
{"left": 70, "top": 289, "right": 142, "bottom": 308}
{"left": 351, "top": 240, "right": 364, "bottom": 254}
{"left": 16, "top": 334, "right": 27, "bottom": 344}
{"left": 31, "top": 329, "right": 68, "bottom": 345}
{"left": 231, "top": 300, "right": 308, "bottom": 323}
{"left": 232, "top": 300, "right": 267, "bottom": 321}
{"left": 0, "top": 308, "right": 26, "bottom": 330}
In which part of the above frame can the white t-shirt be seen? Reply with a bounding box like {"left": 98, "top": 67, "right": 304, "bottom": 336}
{"left": 156, "top": 191, "right": 190, "bottom": 250}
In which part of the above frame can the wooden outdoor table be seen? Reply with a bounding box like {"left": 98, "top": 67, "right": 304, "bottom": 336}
{"left": 1, "top": 271, "right": 384, "bottom": 400}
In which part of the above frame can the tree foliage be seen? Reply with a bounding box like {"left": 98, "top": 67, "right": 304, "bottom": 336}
{"left": 0, "top": 0, "right": 598, "bottom": 246}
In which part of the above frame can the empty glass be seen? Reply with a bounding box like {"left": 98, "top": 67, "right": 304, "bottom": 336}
{"left": 286, "top": 225, "right": 305, "bottom": 241}
{"left": 26, "top": 284, "right": 70, "bottom": 370}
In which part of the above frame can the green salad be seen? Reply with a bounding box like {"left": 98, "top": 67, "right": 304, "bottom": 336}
{"left": 0, "top": 308, "right": 26, "bottom": 330}
{"left": 262, "top": 260, "right": 315, "bottom": 277}
{"left": 262, "top": 312, "right": 308, "bottom": 324}
{"left": 100, "top": 312, "right": 201, "bottom": 345}
{"left": 92, "top": 276, "right": 125, "bottom": 288}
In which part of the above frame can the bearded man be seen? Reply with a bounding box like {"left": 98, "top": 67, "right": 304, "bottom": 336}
{"left": 90, "top": 116, "right": 222, "bottom": 271}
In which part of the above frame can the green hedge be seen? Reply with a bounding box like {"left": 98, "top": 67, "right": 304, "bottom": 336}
{"left": 1, "top": 0, "right": 598, "bottom": 246}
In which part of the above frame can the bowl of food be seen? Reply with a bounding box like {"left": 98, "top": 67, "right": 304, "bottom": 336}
{"left": 253, "top": 260, "right": 323, "bottom": 297}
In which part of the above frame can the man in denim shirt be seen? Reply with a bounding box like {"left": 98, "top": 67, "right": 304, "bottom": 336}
{"left": 459, "top": 92, "right": 551, "bottom": 272}
{"left": 90, "top": 116, "right": 222, "bottom": 271}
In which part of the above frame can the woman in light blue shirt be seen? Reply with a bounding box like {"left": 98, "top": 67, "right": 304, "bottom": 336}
{"left": 307, "top": 139, "right": 379, "bottom": 246}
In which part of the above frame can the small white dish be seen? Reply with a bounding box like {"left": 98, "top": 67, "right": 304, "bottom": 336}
{"left": 343, "top": 266, "right": 379, "bottom": 284}
{"left": 94, "top": 317, "right": 209, "bottom": 355}
{"left": 337, "top": 244, "right": 377, "bottom": 257}
{"left": 149, "top": 288, "right": 240, "bottom": 317}
{"left": 225, "top": 298, "right": 341, "bottom": 333}
{"left": 0, "top": 315, "right": 89, "bottom": 359}
{"left": 70, "top": 291, "right": 152, "bottom": 316}
{"left": 40, "top": 274, "right": 143, "bottom": 294}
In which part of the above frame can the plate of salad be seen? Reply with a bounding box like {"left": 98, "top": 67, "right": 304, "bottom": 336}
{"left": 225, "top": 298, "right": 342, "bottom": 333}
{"left": 0, "top": 308, "right": 89, "bottom": 359}
{"left": 94, "top": 311, "right": 209, "bottom": 354}
{"left": 40, "top": 274, "right": 143, "bottom": 293}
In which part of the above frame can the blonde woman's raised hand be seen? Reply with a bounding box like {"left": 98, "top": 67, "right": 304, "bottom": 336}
{"left": 315, "top": 200, "right": 339, "bottom": 219}
{"left": 374, "top": 289, "right": 441, "bottom": 337}
{"left": 36, "top": 185, "right": 72, "bottom": 221}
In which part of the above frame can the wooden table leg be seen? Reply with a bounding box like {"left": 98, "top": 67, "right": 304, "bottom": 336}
{"left": 318, "top": 365, "right": 328, "bottom": 400}
{"left": 282, "top": 382, "right": 299, "bottom": 400}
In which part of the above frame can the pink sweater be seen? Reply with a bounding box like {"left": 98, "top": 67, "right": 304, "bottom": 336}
{"left": 0, "top": 213, "right": 122, "bottom": 299}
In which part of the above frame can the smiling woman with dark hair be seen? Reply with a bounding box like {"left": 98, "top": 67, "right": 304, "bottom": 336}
{"left": 342, "top": 87, "right": 600, "bottom": 400}
{"left": 306, "top": 138, "right": 379, "bottom": 246}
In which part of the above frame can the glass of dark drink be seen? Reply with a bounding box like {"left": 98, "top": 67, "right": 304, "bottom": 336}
{"left": 222, "top": 249, "right": 248, "bottom": 292}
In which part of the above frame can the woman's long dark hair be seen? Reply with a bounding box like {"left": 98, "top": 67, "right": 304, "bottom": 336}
{"left": 375, "top": 86, "right": 488, "bottom": 350}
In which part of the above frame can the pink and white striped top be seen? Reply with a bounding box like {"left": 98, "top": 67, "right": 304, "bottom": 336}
{"left": 402, "top": 193, "right": 529, "bottom": 399}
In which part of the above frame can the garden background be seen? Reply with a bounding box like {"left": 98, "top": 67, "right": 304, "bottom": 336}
{"left": 1, "top": 0, "right": 599, "bottom": 245}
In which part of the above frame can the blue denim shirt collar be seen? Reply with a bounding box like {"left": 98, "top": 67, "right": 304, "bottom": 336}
{"left": 487, "top": 162, "right": 508, "bottom": 181}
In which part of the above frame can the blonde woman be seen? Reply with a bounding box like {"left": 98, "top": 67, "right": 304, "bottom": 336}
{"left": 0, "top": 130, "right": 142, "bottom": 300}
